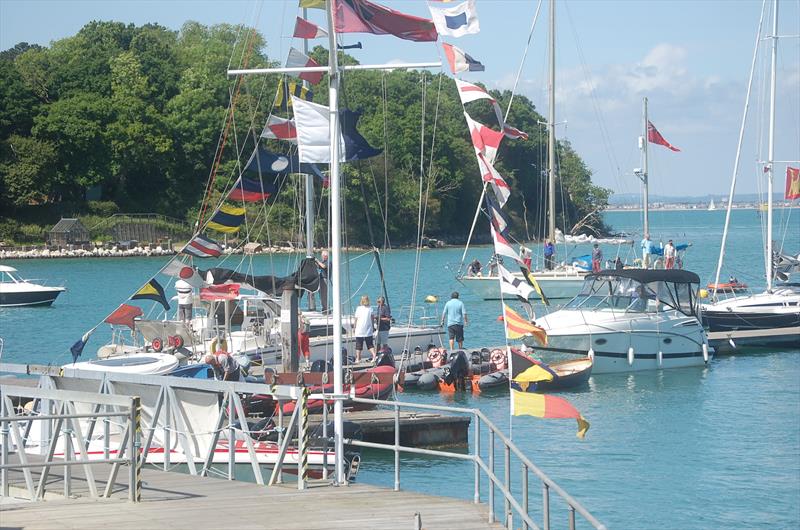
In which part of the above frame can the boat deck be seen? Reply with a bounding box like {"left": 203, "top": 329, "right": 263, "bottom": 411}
{"left": 1, "top": 454, "right": 500, "bottom": 530}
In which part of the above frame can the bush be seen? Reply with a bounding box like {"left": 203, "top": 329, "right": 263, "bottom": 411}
{"left": 87, "top": 201, "right": 120, "bottom": 217}
{"left": 0, "top": 219, "right": 19, "bottom": 244}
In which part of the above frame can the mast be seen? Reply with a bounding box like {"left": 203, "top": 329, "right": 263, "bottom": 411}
{"left": 324, "top": 0, "right": 345, "bottom": 485}
{"left": 303, "top": 6, "right": 317, "bottom": 310}
{"left": 765, "top": 0, "right": 778, "bottom": 291}
{"left": 642, "top": 97, "right": 650, "bottom": 237}
{"left": 547, "top": 0, "right": 556, "bottom": 243}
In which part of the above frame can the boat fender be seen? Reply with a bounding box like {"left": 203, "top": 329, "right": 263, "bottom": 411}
{"left": 416, "top": 371, "right": 439, "bottom": 391}
{"left": 657, "top": 350, "right": 663, "bottom": 367}
{"left": 152, "top": 337, "right": 164, "bottom": 352}
{"left": 702, "top": 343, "right": 709, "bottom": 363}
{"left": 627, "top": 346, "right": 634, "bottom": 366}
{"left": 587, "top": 348, "right": 595, "bottom": 362}
{"left": 728, "top": 338, "right": 736, "bottom": 350}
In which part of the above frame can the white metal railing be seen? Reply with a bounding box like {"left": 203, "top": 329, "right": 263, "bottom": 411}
{"left": 0, "top": 384, "right": 141, "bottom": 502}
{"left": 333, "top": 396, "right": 606, "bottom": 530}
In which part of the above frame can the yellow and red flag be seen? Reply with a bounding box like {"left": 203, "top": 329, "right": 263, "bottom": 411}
{"left": 511, "top": 389, "right": 590, "bottom": 439}
{"left": 786, "top": 167, "right": 800, "bottom": 200}
{"left": 503, "top": 304, "right": 547, "bottom": 345}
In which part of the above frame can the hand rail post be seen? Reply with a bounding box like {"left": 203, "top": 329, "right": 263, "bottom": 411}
{"left": 569, "top": 506, "right": 576, "bottom": 530}
{"left": 543, "top": 482, "right": 550, "bottom": 530}
{"left": 322, "top": 396, "right": 329, "bottom": 480}
{"left": 504, "top": 444, "right": 511, "bottom": 529}
{"left": 489, "top": 430, "right": 495, "bottom": 523}
{"left": 129, "top": 396, "right": 142, "bottom": 503}
{"left": 163, "top": 390, "right": 171, "bottom": 471}
{"left": 473, "top": 414, "right": 480, "bottom": 504}
{"left": 522, "top": 464, "right": 529, "bottom": 530}
{"left": 228, "top": 391, "right": 235, "bottom": 481}
{"left": 394, "top": 403, "right": 400, "bottom": 491}
{"left": 63, "top": 425, "right": 72, "bottom": 498}
{"left": 298, "top": 387, "right": 308, "bottom": 491}
{"left": 276, "top": 399, "right": 283, "bottom": 484}
{"left": 103, "top": 414, "right": 110, "bottom": 461}
{"left": 1, "top": 396, "right": 9, "bottom": 497}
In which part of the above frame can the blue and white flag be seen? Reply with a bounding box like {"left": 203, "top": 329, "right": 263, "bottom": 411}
{"left": 429, "top": 0, "right": 479, "bottom": 38}
{"left": 442, "top": 42, "right": 484, "bottom": 73}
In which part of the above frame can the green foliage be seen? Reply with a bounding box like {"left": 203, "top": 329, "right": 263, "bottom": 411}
{"left": 0, "top": 20, "right": 610, "bottom": 246}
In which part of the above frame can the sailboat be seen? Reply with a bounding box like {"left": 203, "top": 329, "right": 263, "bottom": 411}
{"left": 702, "top": 0, "right": 800, "bottom": 350}
{"left": 707, "top": 199, "right": 716, "bottom": 211}
{"left": 456, "top": 0, "right": 587, "bottom": 302}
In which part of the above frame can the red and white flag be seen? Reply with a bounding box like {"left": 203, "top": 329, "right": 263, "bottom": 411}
{"left": 442, "top": 42, "right": 484, "bottom": 73}
{"left": 456, "top": 79, "right": 528, "bottom": 141}
{"left": 476, "top": 152, "right": 511, "bottom": 207}
{"left": 786, "top": 166, "right": 800, "bottom": 200}
{"left": 293, "top": 17, "right": 328, "bottom": 39}
{"left": 491, "top": 224, "right": 522, "bottom": 264}
{"left": 260, "top": 115, "right": 297, "bottom": 142}
{"left": 286, "top": 47, "right": 324, "bottom": 85}
{"left": 647, "top": 121, "right": 680, "bottom": 152}
{"left": 465, "top": 113, "right": 503, "bottom": 164}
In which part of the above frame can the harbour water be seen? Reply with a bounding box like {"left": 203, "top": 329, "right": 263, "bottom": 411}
{"left": 1, "top": 209, "right": 798, "bottom": 529}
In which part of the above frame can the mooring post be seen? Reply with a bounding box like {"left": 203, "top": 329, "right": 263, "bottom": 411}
{"left": 1, "top": 396, "right": 9, "bottom": 497}
{"left": 281, "top": 286, "right": 299, "bottom": 373}
{"left": 297, "top": 387, "right": 308, "bottom": 491}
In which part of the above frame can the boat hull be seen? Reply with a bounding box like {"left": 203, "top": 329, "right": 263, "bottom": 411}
{"left": 0, "top": 287, "right": 64, "bottom": 307}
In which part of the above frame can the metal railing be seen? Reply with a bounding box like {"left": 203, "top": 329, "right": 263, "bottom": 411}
{"left": 336, "top": 396, "right": 606, "bottom": 530}
{"left": 0, "top": 385, "right": 141, "bottom": 502}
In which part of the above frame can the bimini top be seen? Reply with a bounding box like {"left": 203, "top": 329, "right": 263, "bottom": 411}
{"left": 588, "top": 268, "right": 700, "bottom": 284}
{"left": 0, "top": 265, "right": 19, "bottom": 273}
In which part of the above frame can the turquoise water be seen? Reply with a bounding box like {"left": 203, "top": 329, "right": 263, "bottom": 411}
{"left": 1, "top": 209, "right": 798, "bottom": 529}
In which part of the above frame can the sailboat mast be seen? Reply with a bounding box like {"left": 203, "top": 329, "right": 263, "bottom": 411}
{"left": 642, "top": 97, "right": 650, "bottom": 237}
{"left": 303, "top": 7, "right": 317, "bottom": 310}
{"left": 547, "top": 0, "right": 556, "bottom": 243}
{"left": 765, "top": 0, "right": 778, "bottom": 291}
{"left": 324, "top": 0, "right": 345, "bottom": 485}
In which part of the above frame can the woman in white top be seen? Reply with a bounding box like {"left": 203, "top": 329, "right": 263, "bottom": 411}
{"left": 353, "top": 295, "right": 375, "bottom": 362}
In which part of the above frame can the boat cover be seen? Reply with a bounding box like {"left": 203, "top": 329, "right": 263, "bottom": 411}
{"left": 200, "top": 257, "right": 320, "bottom": 294}
{"left": 588, "top": 269, "right": 700, "bottom": 284}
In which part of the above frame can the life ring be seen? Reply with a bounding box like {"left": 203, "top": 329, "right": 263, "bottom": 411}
{"left": 490, "top": 349, "right": 507, "bottom": 370}
{"left": 210, "top": 337, "right": 228, "bottom": 354}
{"left": 172, "top": 335, "right": 184, "bottom": 349}
{"left": 428, "top": 348, "right": 445, "bottom": 367}
{"left": 151, "top": 337, "right": 163, "bottom": 352}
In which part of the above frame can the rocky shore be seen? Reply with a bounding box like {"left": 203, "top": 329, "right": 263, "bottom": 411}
{"left": 0, "top": 243, "right": 331, "bottom": 260}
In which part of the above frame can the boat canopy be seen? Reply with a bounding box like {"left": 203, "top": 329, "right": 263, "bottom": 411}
{"left": 0, "top": 265, "right": 19, "bottom": 273}
{"left": 199, "top": 257, "right": 320, "bottom": 295}
{"left": 588, "top": 269, "right": 700, "bottom": 284}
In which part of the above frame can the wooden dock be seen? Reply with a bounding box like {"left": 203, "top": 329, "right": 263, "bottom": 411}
{"left": 1, "top": 455, "right": 500, "bottom": 530}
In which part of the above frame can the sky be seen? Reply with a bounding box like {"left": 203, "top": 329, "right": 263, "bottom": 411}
{"left": 2, "top": 0, "right": 799, "bottom": 197}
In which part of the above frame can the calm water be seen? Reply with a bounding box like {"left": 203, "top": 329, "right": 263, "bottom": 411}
{"left": 1, "top": 209, "right": 798, "bottom": 529}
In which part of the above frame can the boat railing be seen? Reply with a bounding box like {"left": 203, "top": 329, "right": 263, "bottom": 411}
{"left": 338, "top": 395, "right": 606, "bottom": 530}
{"left": 0, "top": 383, "right": 142, "bottom": 502}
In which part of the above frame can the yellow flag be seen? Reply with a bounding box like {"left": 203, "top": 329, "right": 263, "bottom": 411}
{"left": 503, "top": 304, "right": 547, "bottom": 345}
{"left": 299, "top": 0, "right": 326, "bottom": 9}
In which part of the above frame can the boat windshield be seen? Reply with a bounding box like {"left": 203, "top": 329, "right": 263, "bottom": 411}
{"left": 564, "top": 276, "right": 697, "bottom": 316}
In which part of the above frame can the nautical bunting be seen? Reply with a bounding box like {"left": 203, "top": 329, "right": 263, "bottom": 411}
{"left": 499, "top": 263, "right": 535, "bottom": 302}
{"left": 442, "top": 42, "right": 484, "bottom": 73}
{"left": 465, "top": 113, "right": 503, "bottom": 164}
{"left": 503, "top": 304, "right": 546, "bottom": 344}
{"left": 341, "top": 109, "right": 383, "bottom": 161}
{"left": 510, "top": 389, "right": 590, "bottom": 439}
{"left": 521, "top": 267, "right": 550, "bottom": 306}
{"left": 785, "top": 166, "right": 800, "bottom": 200}
{"left": 476, "top": 152, "right": 511, "bottom": 207}
{"left": 70, "top": 330, "right": 93, "bottom": 363}
{"left": 647, "top": 121, "right": 680, "bottom": 152}
{"left": 491, "top": 224, "right": 522, "bottom": 265}
{"left": 484, "top": 192, "right": 510, "bottom": 235}
{"left": 293, "top": 17, "right": 328, "bottom": 39}
{"left": 299, "top": 0, "right": 326, "bottom": 8}
{"left": 228, "top": 177, "right": 277, "bottom": 203}
{"left": 275, "top": 81, "right": 313, "bottom": 109}
{"left": 456, "top": 80, "right": 528, "bottom": 141}
{"left": 335, "top": 0, "right": 438, "bottom": 42}
{"left": 183, "top": 234, "right": 223, "bottom": 258}
{"left": 286, "top": 47, "right": 324, "bottom": 85}
{"left": 244, "top": 148, "right": 297, "bottom": 175}
{"left": 207, "top": 205, "right": 245, "bottom": 234}
{"left": 104, "top": 304, "right": 144, "bottom": 329}
{"left": 260, "top": 115, "right": 297, "bottom": 142}
{"left": 429, "top": 0, "right": 480, "bottom": 37}
{"left": 131, "top": 279, "right": 171, "bottom": 311}
{"left": 292, "top": 97, "right": 345, "bottom": 163}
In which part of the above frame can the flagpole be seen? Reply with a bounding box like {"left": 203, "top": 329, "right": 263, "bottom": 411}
{"left": 765, "top": 0, "right": 778, "bottom": 292}
{"left": 642, "top": 97, "right": 650, "bottom": 239}
{"left": 547, "top": 0, "right": 557, "bottom": 245}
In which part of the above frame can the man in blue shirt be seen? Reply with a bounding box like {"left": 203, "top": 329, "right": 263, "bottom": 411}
{"left": 640, "top": 234, "right": 654, "bottom": 269}
{"left": 440, "top": 291, "right": 468, "bottom": 350}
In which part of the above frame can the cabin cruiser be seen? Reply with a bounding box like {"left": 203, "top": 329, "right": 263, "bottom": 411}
{"left": 0, "top": 265, "right": 65, "bottom": 307}
{"left": 526, "top": 269, "right": 710, "bottom": 373}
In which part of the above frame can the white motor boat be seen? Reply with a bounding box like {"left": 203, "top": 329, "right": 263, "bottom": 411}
{"left": 65, "top": 353, "right": 180, "bottom": 375}
{"left": 527, "top": 269, "right": 710, "bottom": 374}
{"left": 0, "top": 265, "right": 65, "bottom": 307}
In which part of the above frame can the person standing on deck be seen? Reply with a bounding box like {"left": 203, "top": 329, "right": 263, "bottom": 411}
{"left": 641, "top": 234, "right": 654, "bottom": 269}
{"left": 664, "top": 240, "right": 676, "bottom": 270}
{"left": 353, "top": 295, "right": 376, "bottom": 363}
{"left": 374, "top": 296, "right": 392, "bottom": 351}
{"left": 591, "top": 244, "right": 603, "bottom": 273}
{"left": 543, "top": 240, "right": 555, "bottom": 270}
{"left": 316, "top": 250, "right": 329, "bottom": 313}
{"left": 441, "top": 291, "right": 468, "bottom": 350}
{"left": 175, "top": 278, "right": 194, "bottom": 322}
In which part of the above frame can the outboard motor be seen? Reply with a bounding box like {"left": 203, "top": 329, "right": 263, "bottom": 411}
{"left": 375, "top": 346, "right": 395, "bottom": 368}
{"left": 442, "top": 350, "right": 470, "bottom": 391}
{"left": 310, "top": 359, "right": 333, "bottom": 372}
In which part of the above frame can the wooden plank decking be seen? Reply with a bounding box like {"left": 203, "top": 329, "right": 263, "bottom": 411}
{"left": 1, "top": 458, "right": 501, "bottom": 530}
